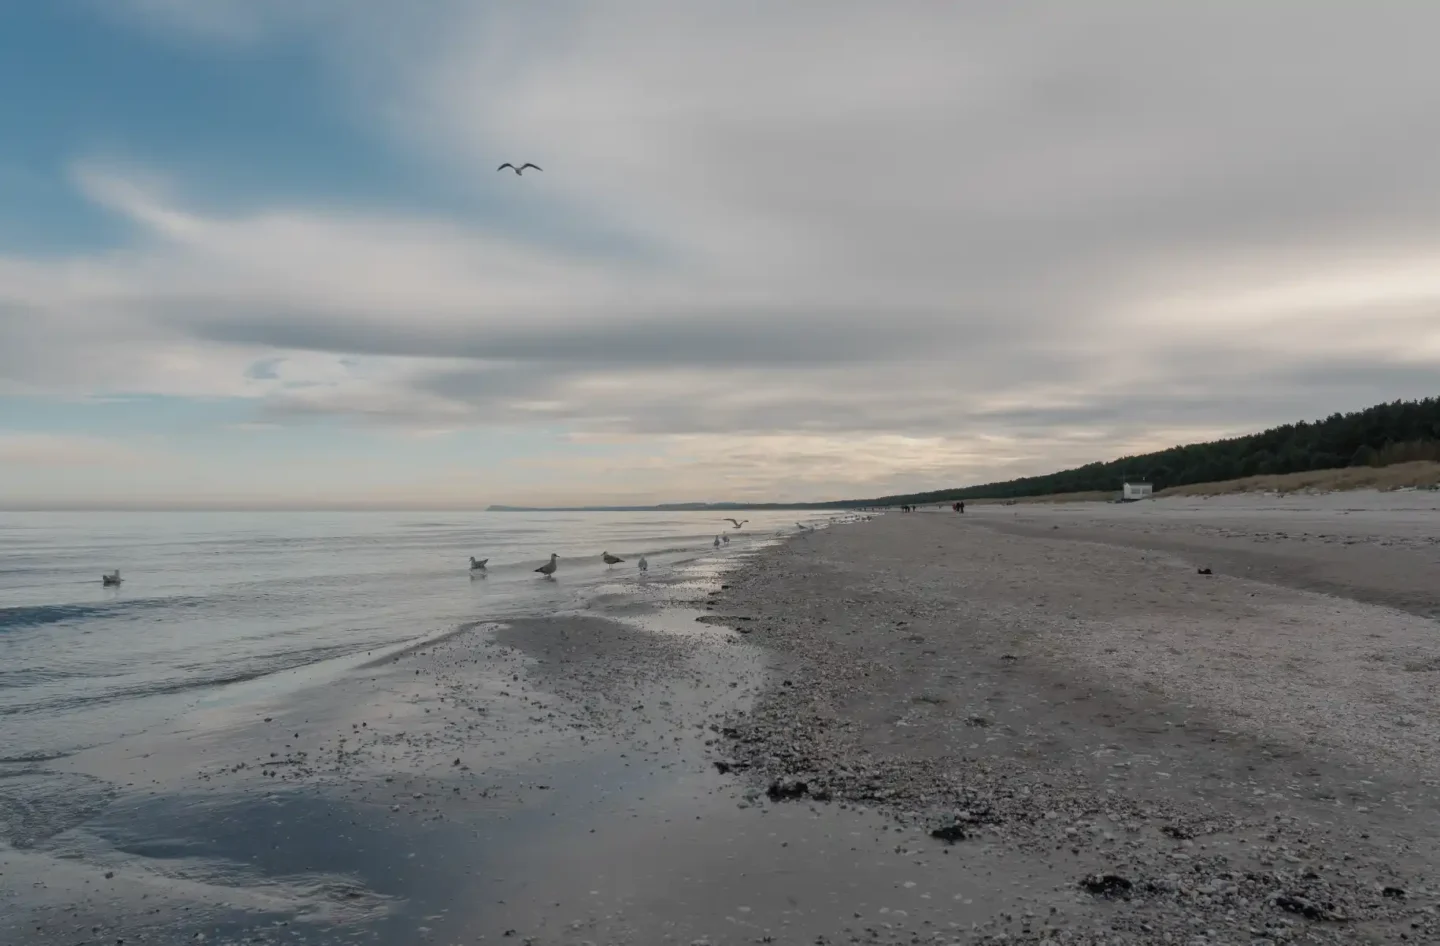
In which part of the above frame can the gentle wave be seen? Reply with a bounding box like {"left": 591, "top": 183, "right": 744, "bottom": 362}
{"left": 0, "top": 750, "right": 72, "bottom": 764}
{"left": 0, "top": 603, "right": 115, "bottom": 630}
{"left": 0, "top": 666, "right": 92, "bottom": 687}
{"left": 0, "top": 641, "right": 371, "bottom": 716}
{"left": 0, "top": 595, "right": 211, "bottom": 631}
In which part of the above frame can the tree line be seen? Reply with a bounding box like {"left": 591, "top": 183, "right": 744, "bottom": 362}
{"left": 853, "top": 396, "right": 1440, "bottom": 507}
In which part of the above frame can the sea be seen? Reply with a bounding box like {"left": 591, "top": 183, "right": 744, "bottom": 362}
{"left": 0, "top": 509, "right": 833, "bottom": 764}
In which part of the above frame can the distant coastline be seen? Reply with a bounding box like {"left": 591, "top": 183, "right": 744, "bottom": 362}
{"left": 486, "top": 501, "right": 864, "bottom": 512}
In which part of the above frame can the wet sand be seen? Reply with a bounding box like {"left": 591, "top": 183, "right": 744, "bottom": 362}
{"left": 6, "top": 495, "right": 1440, "bottom": 944}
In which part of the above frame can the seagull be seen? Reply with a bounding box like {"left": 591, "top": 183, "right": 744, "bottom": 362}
{"left": 713, "top": 535, "right": 721, "bottom": 548}
{"left": 721, "top": 534, "right": 730, "bottom": 545}
{"left": 796, "top": 522, "right": 813, "bottom": 532}
{"left": 602, "top": 551, "right": 625, "bottom": 567}
{"left": 724, "top": 518, "right": 749, "bottom": 529}
{"left": 469, "top": 557, "right": 488, "bottom": 571}
{"left": 638, "top": 555, "right": 648, "bottom": 572}
{"left": 535, "top": 553, "right": 558, "bottom": 579}
{"left": 101, "top": 569, "right": 122, "bottom": 586}
{"left": 497, "top": 163, "right": 542, "bottom": 175}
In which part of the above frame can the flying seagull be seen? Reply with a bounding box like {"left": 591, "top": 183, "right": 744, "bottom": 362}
{"left": 724, "top": 519, "right": 749, "bottom": 529}
{"left": 602, "top": 551, "right": 624, "bottom": 567}
{"left": 497, "top": 163, "right": 542, "bottom": 175}
{"left": 535, "top": 553, "right": 558, "bottom": 579}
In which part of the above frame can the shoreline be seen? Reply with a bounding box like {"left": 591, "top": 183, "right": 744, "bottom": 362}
{"left": 7, "top": 500, "right": 1440, "bottom": 943}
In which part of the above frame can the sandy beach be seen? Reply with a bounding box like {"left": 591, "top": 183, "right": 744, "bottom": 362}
{"left": 716, "top": 493, "right": 1440, "bottom": 943}
{"left": 6, "top": 493, "right": 1440, "bottom": 944}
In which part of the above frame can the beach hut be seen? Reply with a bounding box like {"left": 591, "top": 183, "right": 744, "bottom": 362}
{"left": 1121, "top": 481, "right": 1153, "bottom": 502}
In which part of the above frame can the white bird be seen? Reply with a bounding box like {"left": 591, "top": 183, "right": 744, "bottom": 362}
{"left": 724, "top": 518, "right": 749, "bottom": 529}
{"left": 721, "top": 534, "right": 730, "bottom": 545}
{"left": 469, "top": 557, "right": 488, "bottom": 571}
{"left": 497, "top": 162, "right": 541, "bottom": 175}
{"left": 638, "top": 555, "right": 648, "bottom": 572}
{"left": 713, "top": 535, "right": 721, "bottom": 548}
{"left": 602, "top": 551, "right": 624, "bottom": 567}
{"left": 796, "top": 522, "right": 812, "bottom": 531}
{"left": 535, "top": 553, "right": 558, "bottom": 579}
{"left": 101, "top": 569, "right": 122, "bottom": 586}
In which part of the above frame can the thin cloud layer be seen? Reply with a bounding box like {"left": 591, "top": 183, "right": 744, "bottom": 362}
{"left": 4, "top": 3, "right": 1440, "bottom": 502}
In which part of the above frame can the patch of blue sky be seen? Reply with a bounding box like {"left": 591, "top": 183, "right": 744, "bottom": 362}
{"left": 0, "top": 3, "right": 662, "bottom": 265}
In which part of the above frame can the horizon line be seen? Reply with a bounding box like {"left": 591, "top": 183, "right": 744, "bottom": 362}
{"left": 0, "top": 500, "right": 853, "bottom": 513}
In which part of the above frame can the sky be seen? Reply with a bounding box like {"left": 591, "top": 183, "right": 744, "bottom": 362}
{"left": 2, "top": 2, "right": 1439, "bottom": 509}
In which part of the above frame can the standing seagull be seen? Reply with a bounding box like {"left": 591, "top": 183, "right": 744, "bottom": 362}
{"left": 724, "top": 519, "right": 749, "bottom": 529}
{"left": 638, "top": 555, "right": 648, "bottom": 573}
{"left": 721, "top": 534, "right": 730, "bottom": 545}
{"left": 535, "top": 553, "right": 558, "bottom": 579}
{"left": 602, "top": 551, "right": 624, "bottom": 568}
{"left": 497, "top": 163, "right": 542, "bottom": 175}
{"left": 469, "top": 557, "right": 488, "bottom": 572}
{"left": 713, "top": 535, "right": 721, "bottom": 548}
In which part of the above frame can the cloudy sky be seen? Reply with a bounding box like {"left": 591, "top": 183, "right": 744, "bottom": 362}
{"left": 2, "top": 2, "right": 1438, "bottom": 508}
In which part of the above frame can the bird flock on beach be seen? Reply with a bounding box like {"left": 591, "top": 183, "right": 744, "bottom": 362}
{"left": 97, "top": 516, "right": 882, "bottom": 586}
{"left": 455, "top": 518, "right": 849, "bottom": 582}
{"left": 476, "top": 519, "right": 773, "bottom": 582}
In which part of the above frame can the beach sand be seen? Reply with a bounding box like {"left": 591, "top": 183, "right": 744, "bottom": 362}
{"left": 6, "top": 493, "right": 1440, "bottom": 944}
{"left": 715, "top": 493, "right": 1440, "bottom": 943}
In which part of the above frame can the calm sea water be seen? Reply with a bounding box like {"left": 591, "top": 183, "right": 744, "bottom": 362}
{"left": 0, "top": 509, "right": 830, "bottom": 760}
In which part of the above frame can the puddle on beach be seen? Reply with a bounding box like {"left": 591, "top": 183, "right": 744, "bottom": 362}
{"left": 8, "top": 741, "right": 1059, "bottom": 945}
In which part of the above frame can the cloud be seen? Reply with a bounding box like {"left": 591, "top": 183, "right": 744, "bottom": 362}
{"left": 0, "top": 432, "right": 147, "bottom": 467}
{"left": 4, "top": 3, "right": 1440, "bottom": 501}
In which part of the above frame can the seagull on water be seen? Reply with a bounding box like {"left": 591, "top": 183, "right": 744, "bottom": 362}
{"left": 535, "top": 553, "right": 558, "bottom": 579}
{"left": 638, "top": 555, "right": 648, "bottom": 572}
{"left": 724, "top": 518, "right": 749, "bottom": 529}
{"left": 469, "top": 557, "right": 488, "bottom": 572}
{"left": 721, "top": 534, "right": 730, "bottom": 545}
{"left": 102, "top": 569, "right": 122, "bottom": 586}
{"left": 713, "top": 535, "right": 721, "bottom": 548}
{"left": 497, "top": 163, "right": 542, "bottom": 175}
{"left": 602, "top": 551, "right": 625, "bottom": 567}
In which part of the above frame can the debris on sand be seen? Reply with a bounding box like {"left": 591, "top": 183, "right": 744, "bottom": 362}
{"left": 929, "top": 823, "right": 970, "bottom": 843}
{"left": 1273, "top": 893, "right": 1349, "bottom": 922}
{"left": 765, "top": 777, "right": 809, "bottom": 801}
{"left": 1080, "top": 873, "right": 1133, "bottom": 898}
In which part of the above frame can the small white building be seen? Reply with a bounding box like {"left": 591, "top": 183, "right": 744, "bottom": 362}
{"left": 1121, "top": 481, "right": 1153, "bottom": 501}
